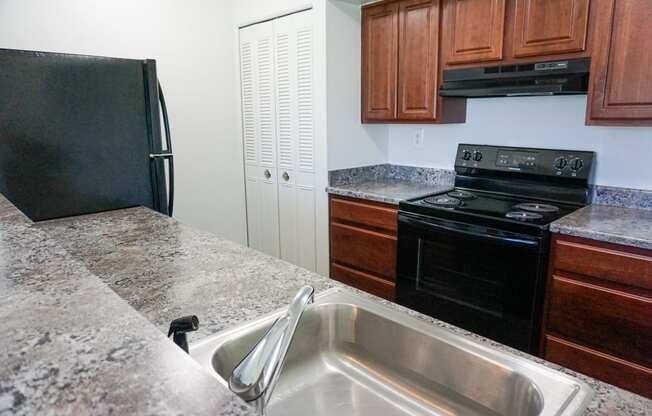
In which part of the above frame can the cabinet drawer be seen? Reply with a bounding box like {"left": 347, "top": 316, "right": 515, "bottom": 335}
{"left": 330, "top": 223, "right": 397, "bottom": 280}
{"left": 547, "top": 275, "right": 652, "bottom": 368}
{"left": 331, "top": 263, "right": 395, "bottom": 301}
{"left": 553, "top": 237, "right": 652, "bottom": 290}
{"left": 330, "top": 197, "right": 397, "bottom": 234}
{"left": 544, "top": 335, "right": 652, "bottom": 399}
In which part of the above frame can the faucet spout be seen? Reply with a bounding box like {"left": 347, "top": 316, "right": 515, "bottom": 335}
{"left": 228, "top": 286, "right": 315, "bottom": 414}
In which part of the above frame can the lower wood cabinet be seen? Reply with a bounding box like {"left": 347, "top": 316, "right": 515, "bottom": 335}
{"left": 542, "top": 234, "right": 652, "bottom": 398}
{"left": 329, "top": 196, "right": 398, "bottom": 300}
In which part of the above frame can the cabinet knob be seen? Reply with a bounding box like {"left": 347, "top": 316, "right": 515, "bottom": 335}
{"left": 264, "top": 169, "right": 271, "bottom": 179}
{"left": 282, "top": 172, "right": 290, "bottom": 181}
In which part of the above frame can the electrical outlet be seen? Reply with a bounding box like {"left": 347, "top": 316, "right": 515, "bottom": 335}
{"left": 414, "top": 128, "right": 425, "bottom": 148}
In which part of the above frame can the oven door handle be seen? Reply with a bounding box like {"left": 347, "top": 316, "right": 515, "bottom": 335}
{"left": 399, "top": 215, "right": 540, "bottom": 248}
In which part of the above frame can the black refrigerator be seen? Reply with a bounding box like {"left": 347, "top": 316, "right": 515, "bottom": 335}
{"left": 0, "top": 48, "right": 174, "bottom": 221}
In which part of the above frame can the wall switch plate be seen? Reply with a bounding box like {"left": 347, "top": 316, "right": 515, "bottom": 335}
{"left": 414, "top": 128, "right": 425, "bottom": 148}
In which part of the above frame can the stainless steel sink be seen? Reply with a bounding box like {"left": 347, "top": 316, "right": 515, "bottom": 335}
{"left": 190, "top": 289, "right": 593, "bottom": 416}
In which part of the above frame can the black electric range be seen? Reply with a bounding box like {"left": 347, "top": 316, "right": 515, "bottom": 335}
{"left": 396, "top": 144, "right": 595, "bottom": 354}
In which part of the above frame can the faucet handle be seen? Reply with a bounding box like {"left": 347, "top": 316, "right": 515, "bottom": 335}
{"left": 229, "top": 286, "right": 314, "bottom": 405}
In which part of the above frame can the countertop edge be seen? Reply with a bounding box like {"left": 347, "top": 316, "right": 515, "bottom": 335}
{"left": 326, "top": 186, "right": 402, "bottom": 205}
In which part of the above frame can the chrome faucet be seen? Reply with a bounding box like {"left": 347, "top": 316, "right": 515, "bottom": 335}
{"left": 228, "top": 286, "right": 315, "bottom": 415}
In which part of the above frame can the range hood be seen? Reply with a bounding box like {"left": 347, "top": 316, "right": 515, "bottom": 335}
{"left": 439, "top": 58, "right": 590, "bottom": 98}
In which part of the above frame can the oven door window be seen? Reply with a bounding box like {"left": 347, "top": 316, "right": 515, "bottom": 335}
{"left": 397, "top": 215, "right": 545, "bottom": 352}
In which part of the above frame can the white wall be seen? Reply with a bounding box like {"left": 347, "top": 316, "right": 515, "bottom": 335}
{"left": 389, "top": 96, "right": 652, "bottom": 190}
{"left": 326, "top": 0, "right": 389, "bottom": 170}
{"left": 0, "top": 0, "right": 248, "bottom": 244}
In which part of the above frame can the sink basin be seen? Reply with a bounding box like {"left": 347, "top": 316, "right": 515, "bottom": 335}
{"left": 191, "top": 289, "right": 592, "bottom": 416}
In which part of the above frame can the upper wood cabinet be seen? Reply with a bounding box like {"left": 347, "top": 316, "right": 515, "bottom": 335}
{"left": 397, "top": 0, "right": 439, "bottom": 120}
{"left": 513, "top": 0, "right": 590, "bottom": 58}
{"left": 444, "top": 0, "right": 507, "bottom": 65}
{"left": 362, "top": 2, "right": 399, "bottom": 121}
{"left": 362, "top": 0, "right": 466, "bottom": 123}
{"left": 587, "top": 0, "right": 652, "bottom": 126}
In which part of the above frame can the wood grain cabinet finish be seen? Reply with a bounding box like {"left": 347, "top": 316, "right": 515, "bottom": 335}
{"left": 362, "top": 0, "right": 467, "bottom": 123}
{"left": 444, "top": 0, "right": 507, "bottom": 65}
{"left": 512, "top": 0, "right": 590, "bottom": 57}
{"left": 362, "top": 2, "right": 399, "bottom": 121}
{"left": 542, "top": 234, "right": 652, "bottom": 399}
{"left": 329, "top": 196, "right": 398, "bottom": 301}
{"left": 397, "top": 0, "right": 440, "bottom": 120}
{"left": 587, "top": 0, "right": 652, "bottom": 126}
{"left": 544, "top": 335, "right": 652, "bottom": 399}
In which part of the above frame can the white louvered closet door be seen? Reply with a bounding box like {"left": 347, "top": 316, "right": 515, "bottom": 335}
{"left": 274, "top": 11, "right": 316, "bottom": 271}
{"left": 239, "top": 21, "right": 280, "bottom": 257}
{"left": 239, "top": 10, "right": 316, "bottom": 271}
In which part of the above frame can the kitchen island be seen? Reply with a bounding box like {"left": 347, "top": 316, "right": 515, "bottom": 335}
{"left": 1, "top": 194, "right": 651, "bottom": 415}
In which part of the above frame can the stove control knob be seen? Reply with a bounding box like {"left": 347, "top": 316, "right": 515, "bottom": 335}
{"left": 553, "top": 157, "right": 568, "bottom": 171}
{"left": 472, "top": 151, "right": 483, "bottom": 162}
{"left": 462, "top": 150, "right": 472, "bottom": 161}
{"left": 570, "top": 158, "right": 584, "bottom": 172}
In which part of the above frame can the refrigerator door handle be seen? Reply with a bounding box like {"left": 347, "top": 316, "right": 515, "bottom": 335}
{"left": 158, "top": 82, "right": 175, "bottom": 217}
{"left": 150, "top": 153, "right": 174, "bottom": 159}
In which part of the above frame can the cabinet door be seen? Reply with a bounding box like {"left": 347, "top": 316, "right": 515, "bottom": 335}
{"left": 588, "top": 0, "right": 652, "bottom": 126}
{"left": 445, "top": 0, "right": 506, "bottom": 65}
{"left": 274, "top": 11, "right": 317, "bottom": 271}
{"left": 397, "top": 0, "right": 440, "bottom": 120}
{"left": 513, "top": 0, "right": 590, "bottom": 58}
{"left": 240, "top": 21, "right": 280, "bottom": 256}
{"left": 362, "top": 2, "right": 399, "bottom": 121}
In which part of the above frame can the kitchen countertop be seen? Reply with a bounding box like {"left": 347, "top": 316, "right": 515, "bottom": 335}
{"left": 551, "top": 204, "right": 652, "bottom": 250}
{"left": 326, "top": 179, "right": 452, "bottom": 205}
{"left": 0, "top": 196, "right": 255, "bottom": 416}
{"left": 1, "top": 194, "right": 651, "bottom": 415}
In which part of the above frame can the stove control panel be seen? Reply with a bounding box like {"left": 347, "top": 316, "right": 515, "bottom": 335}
{"left": 455, "top": 144, "right": 595, "bottom": 179}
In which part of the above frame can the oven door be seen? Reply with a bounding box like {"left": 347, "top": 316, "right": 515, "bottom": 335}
{"left": 396, "top": 212, "right": 548, "bottom": 353}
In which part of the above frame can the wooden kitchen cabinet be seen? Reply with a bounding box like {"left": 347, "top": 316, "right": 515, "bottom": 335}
{"left": 541, "top": 234, "right": 652, "bottom": 399}
{"left": 587, "top": 0, "right": 652, "bottom": 126}
{"left": 512, "top": 0, "right": 590, "bottom": 58}
{"left": 362, "top": 0, "right": 466, "bottom": 123}
{"left": 443, "top": 0, "right": 507, "bottom": 65}
{"left": 362, "top": 2, "right": 399, "bottom": 121}
{"left": 329, "top": 195, "right": 398, "bottom": 300}
{"left": 397, "top": 0, "right": 439, "bottom": 120}
{"left": 443, "top": 0, "right": 592, "bottom": 66}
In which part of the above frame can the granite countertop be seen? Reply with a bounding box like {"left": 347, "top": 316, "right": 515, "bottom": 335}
{"left": 0, "top": 196, "right": 255, "bottom": 416}
{"left": 326, "top": 164, "right": 456, "bottom": 204}
{"left": 326, "top": 179, "right": 453, "bottom": 205}
{"left": 1, "top": 194, "right": 651, "bottom": 415}
{"left": 551, "top": 205, "right": 652, "bottom": 250}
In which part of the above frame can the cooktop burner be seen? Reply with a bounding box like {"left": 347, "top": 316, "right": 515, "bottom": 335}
{"left": 424, "top": 195, "right": 462, "bottom": 208}
{"left": 404, "top": 188, "right": 581, "bottom": 233}
{"left": 448, "top": 190, "right": 476, "bottom": 200}
{"left": 506, "top": 211, "right": 544, "bottom": 221}
{"left": 513, "top": 203, "right": 560, "bottom": 213}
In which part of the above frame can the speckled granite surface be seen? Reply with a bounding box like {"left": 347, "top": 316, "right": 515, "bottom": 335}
{"left": 329, "top": 164, "right": 455, "bottom": 187}
{"left": 2, "top": 192, "right": 651, "bottom": 415}
{"left": 326, "top": 179, "right": 453, "bottom": 205}
{"left": 327, "top": 164, "right": 455, "bottom": 204}
{"left": 551, "top": 205, "right": 652, "bottom": 250}
{"left": 592, "top": 185, "right": 652, "bottom": 210}
{"left": 0, "top": 195, "right": 255, "bottom": 416}
{"left": 37, "top": 207, "right": 334, "bottom": 339}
